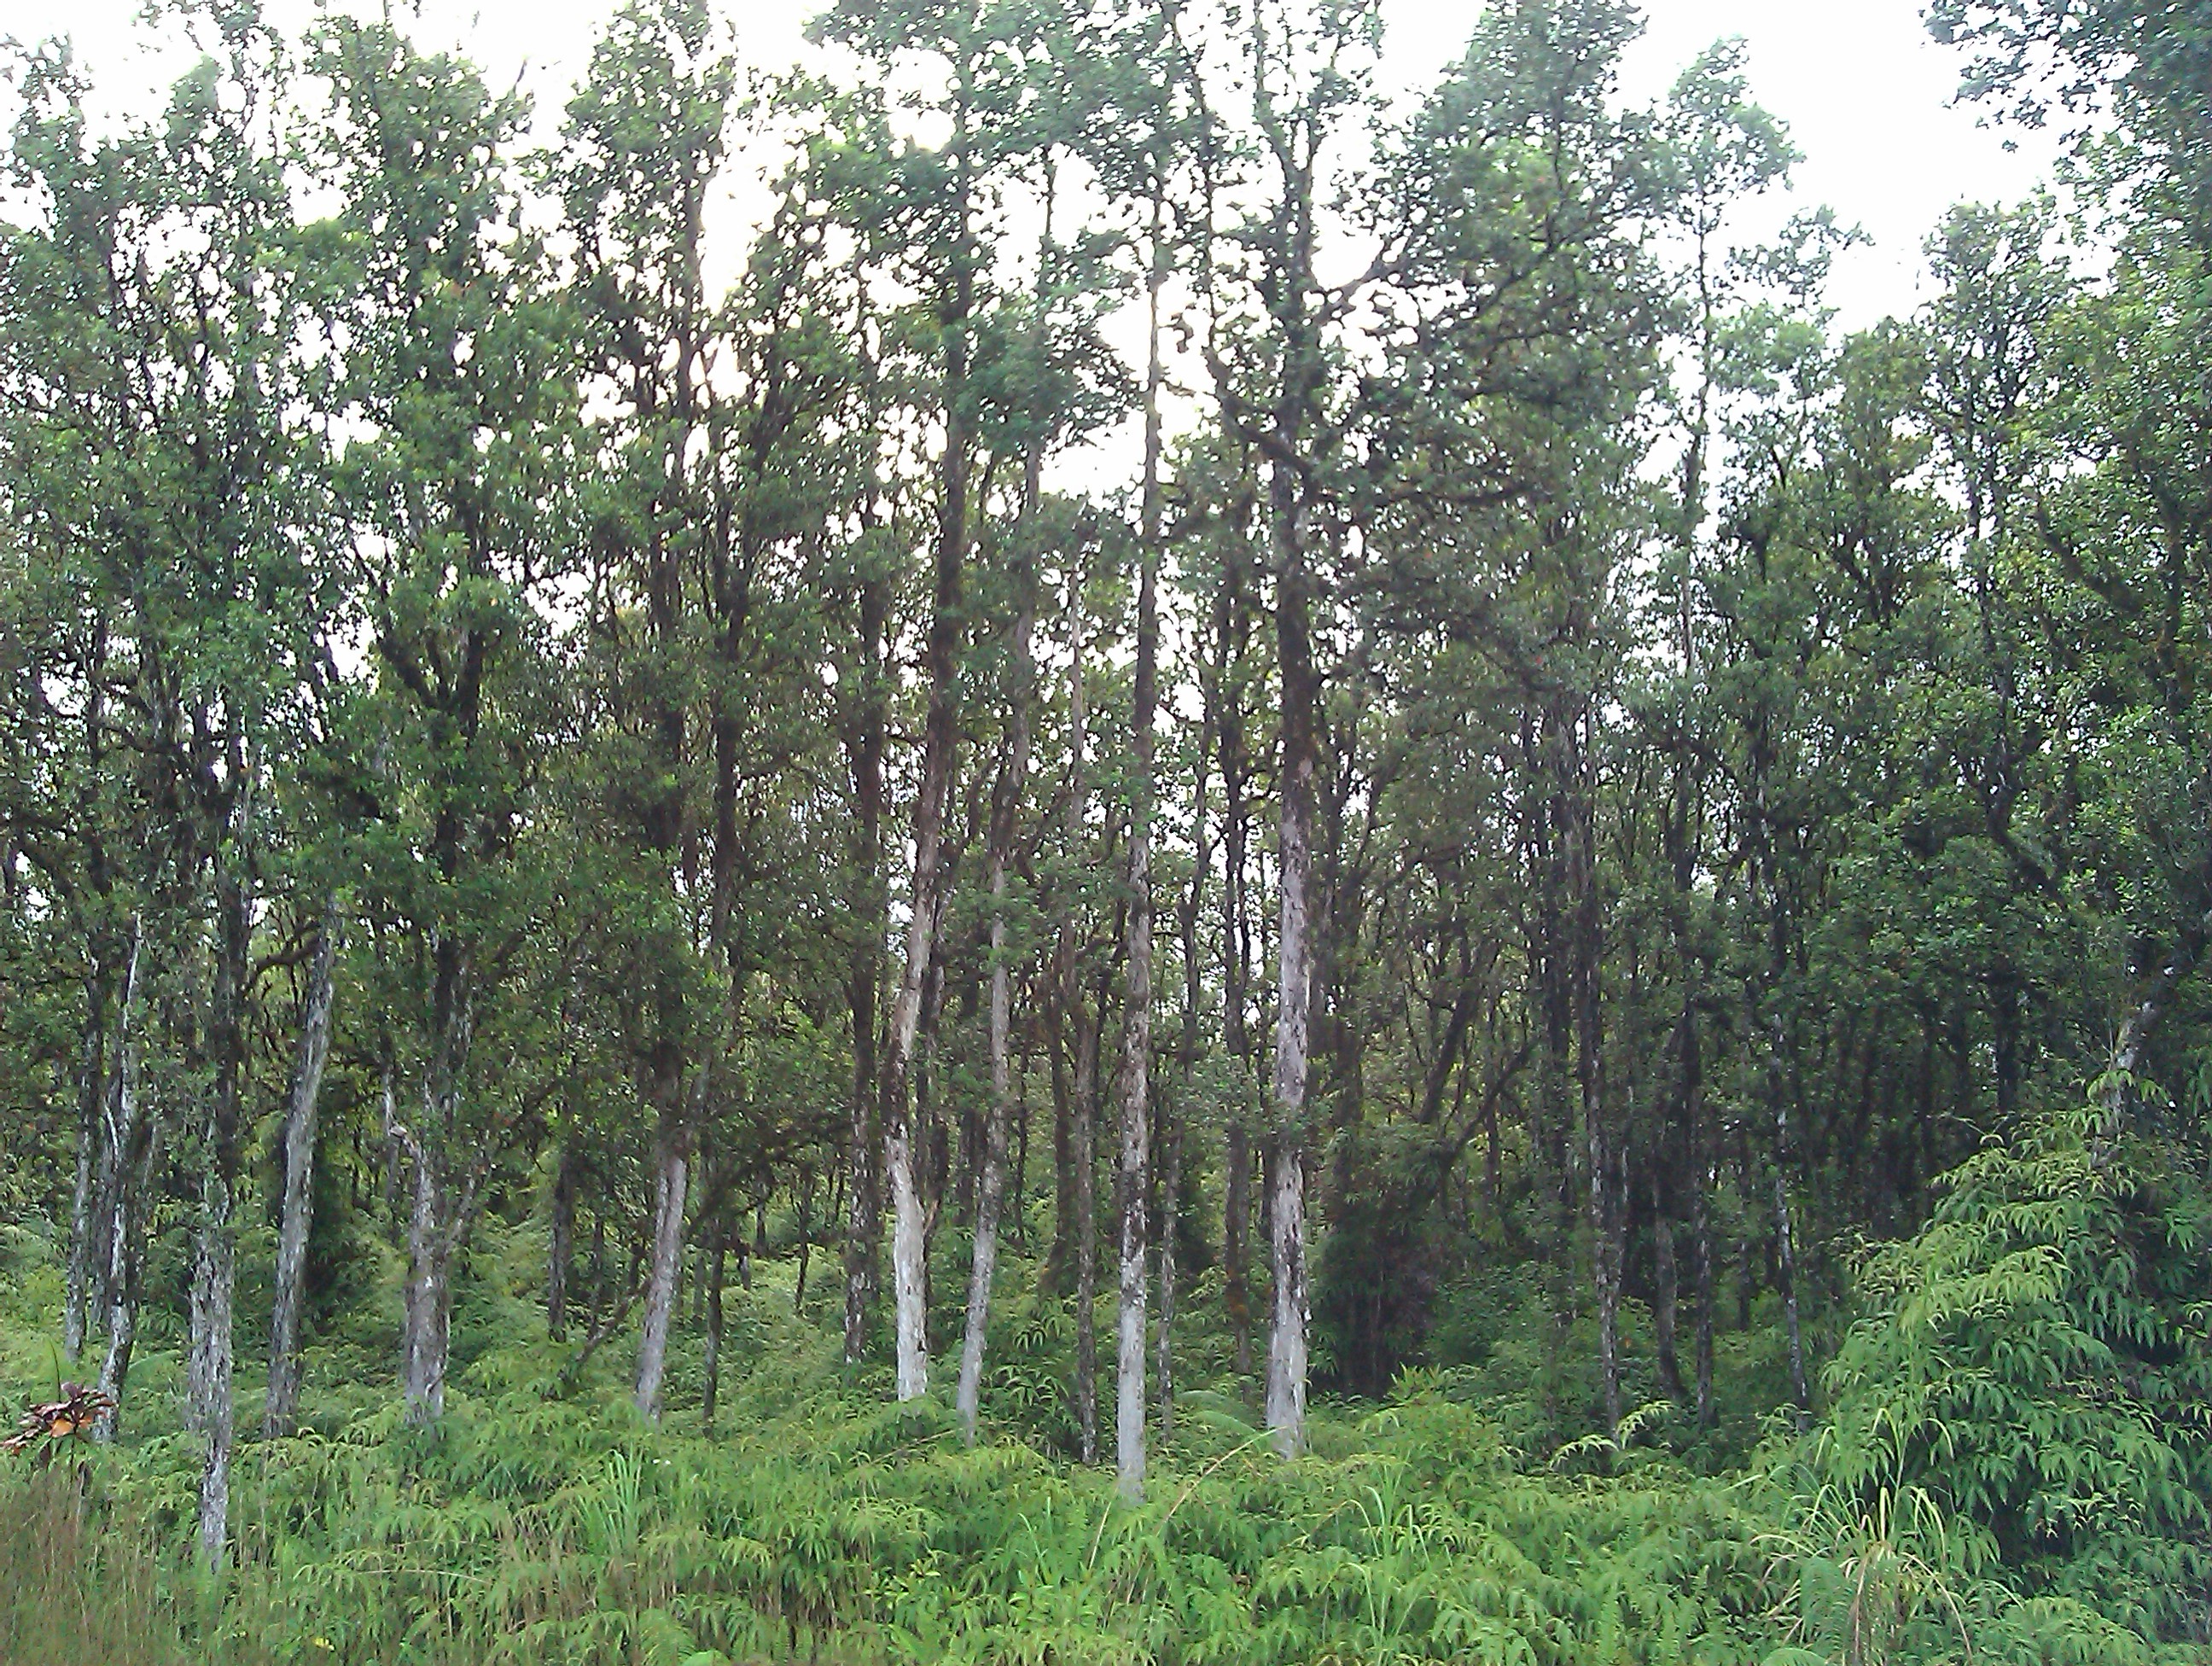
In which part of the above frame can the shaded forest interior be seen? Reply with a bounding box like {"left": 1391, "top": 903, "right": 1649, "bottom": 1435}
{"left": 2, "top": 0, "right": 2209, "bottom": 1661}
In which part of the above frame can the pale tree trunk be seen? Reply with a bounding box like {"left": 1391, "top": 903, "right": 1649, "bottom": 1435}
{"left": 190, "top": 845, "right": 253, "bottom": 1569}
{"left": 401, "top": 1132, "right": 451, "bottom": 1424}
{"left": 1264, "top": 455, "right": 1317, "bottom": 1458}
{"left": 1114, "top": 187, "right": 1167, "bottom": 1502}
{"left": 2105, "top": 894, "right": 2212, "bottom": 1114}
{"left": 633, "top": 1108, "right": 691, "bottom": 1419}
{"left": 401, "top": 939, "right": 469, "bottom": 1425}
{"left": 266, "top": 907, "right": 339, "bottom": 1437}
{"left": 956, "top": 558, "right": 1037, "bottom": 1442}
{"left": 956, "top": 173, "right": 1056, "bottom": 1442}
{"left": 63, "top": 958, "right": 112, "bottom": 1363}
{"left": 93, "top": 919, "right": 146, "bottom": 1442}
{"left": 1074, "top": 997, "right": 1099, "bottom": 1464}
{"left": 884, "top": 432, "right": 969, "bottom": 1403}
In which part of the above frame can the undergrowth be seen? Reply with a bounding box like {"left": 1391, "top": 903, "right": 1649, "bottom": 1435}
{"left": 2, "top": 1102, "right": 2206, "bottom": 1666}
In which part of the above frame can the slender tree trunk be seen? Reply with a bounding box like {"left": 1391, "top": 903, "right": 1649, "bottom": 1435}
{"left": 1224, "top": 1121, "right": 1251, "bottom": 1375}
{"left": 794, "top": 1169, "right": 814, "bottom": 1315}
{"left": 702, "top": 1219, "right": 728, "bottom": 1430}
{"left": 956, "top": 503, "right": 1039, "bottom": 1442}
{"left": 266, "top": 907, "right": 339, "bottom": 1437}
{"left": 882, "top": 461, "right": 968, "bottom": 1402}
{"left": 1264, "top": 452, "right": 1318, "bottom": 1457}
{"left": 1219, "top": 643, "right": 1254, "bottom": 1378}
{"left": 1566, "top": 725, "right": 1619, "bottom": 1434}
{"left": 634, "top": 1111, "right": 691, "bottom": 1419}
{"left": 1693, "top": 1153, "right": 1715, "bottom": 1428}
{"left": 843, "top": 575, "right": 888, "bottom": 1365}
{"left": 549, "top": 1143, "right": 576, "bottom": 1342}
{"left": 1155, "top": 1109, "right": 1180, "bottom": 1442}
{"left": 1114, "top": 176, "right": 1167, "bottom": 1502}
{"left": 401, "top": 941, "right": 469, "bottom": 1426}
{"left": 63, "top": 958, "right": 111, "bottom": 1364}
{"left": 401, "top": 1133, "right": 451, "bottom": 1424}
{"left": 93, "top": 919, "right": 146, "bottom": 1442}
{"left": 191, "top": 844, "right": 253, "bottom": 1568}
{"left": 1074, "top": 996, "right": 1099, "bottom": 1464}
{"left": 1048, "top": 1002, "right": 1075, "bottom": 1294}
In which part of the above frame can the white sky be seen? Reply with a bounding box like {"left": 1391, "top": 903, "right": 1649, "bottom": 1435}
{"left": 1, "top": 0, "right": 2059, "bottom": 333}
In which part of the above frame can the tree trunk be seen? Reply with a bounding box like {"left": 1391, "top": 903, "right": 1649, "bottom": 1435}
{"left": 1567, "top": 726, "right": 1619, "bottom": 1435}
{"left": 1264, "top": 451, "right": 1318, "bottom": 1458}
{"left": 401, "top": 939, "right": 469, "bottom": 1427}
{"left": 1651, "top": 1168, "right": 1684, "bottom": 1405}
{"left": 549, "top": 1142, "right": 576, "bottom": 1342}
{"left": 633, "top": 1112, "right": 691, "bottom": 1419}
{"left": 1114, "top": 177, "right": 1167, "bottom": 1501}
{"left": 1219, "top": 653, "right": 1254, "bottom": 1378}
{"left": 266, "top": 908, "right": 339, "bottom": 1438}
{"left": 93, "top": 919, "right": 147, "bottom": 1443}
{"left": 1762, "top": 1005, "right": 1810, "bottom": 1423}
{"left": 956, "top": 518, "right": 1038, "bottom": 1443}
{"left": 63, "top": 958, "right": 112, "bottom": 1364}
{"left": 2105, "top": 894, "right": 2212, "bottom": 1116}
{"left": 1074, "top": 997, "right": 1099, "bottom": 1464}
{"left": 882, "top": 521, "right": 965, "bottom": 1401}
{"left": 1224, "top": 1121, "right": 1251, "bottom": 1376}
{"left": 702, "top": 1218, "right": 728, "bottom": 1430}
{"left": 1155, "top": 1110, "right": 1180, "bottom": 1442}
{"left": 794, "top": 1169, "right": 814, "bottom": 1315}
{"left": 843, "top": 574, "right": 888, "bottom": 1366}
{"left": 190, "top": 848, "right": 253, "bottom": 1569}
{"left": 400, "top": 1131, "right": 451, "bottom": 1425}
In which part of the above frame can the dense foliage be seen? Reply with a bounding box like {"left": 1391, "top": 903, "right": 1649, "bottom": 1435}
{"left": 1, "top": 0, "right": 2209, "bottom": 1659}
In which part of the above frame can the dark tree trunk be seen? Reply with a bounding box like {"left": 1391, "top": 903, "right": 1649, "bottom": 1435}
{"left": 702, "top": 1219, "right": 728, "bottom": 1430}
{"left": 842, "top": 575, "right": 888, "bottom": 1365}
{"left": 549, "top": 1142, "right": 576, "bottom": 1342}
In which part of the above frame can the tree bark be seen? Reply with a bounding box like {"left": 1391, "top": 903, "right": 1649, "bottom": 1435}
{"left": 1114, "top": 172, "right": 1167, "bottom": 1502}
{"left": 633, "top": 1111, "right": 692, "bottom": 1419}
{"left": 1264, "top": 451, "right": 1318, "bottom": 1457}
{"left": 63, "top": 957, "right": 112, "bottom": 1364}
{"left": 92, "top": 918, "right": 146, "bottom": 1442}
{"left": 1074, "top": 989, "right": 1099, "bottom": 1464}
{"left": 190, "top": 842, "right": 253, "bottom": 1568}
{"left": 843, "top": 574, "right": 888, "bottom": 1365}
{"left": 702, "top": 1218, "right": 728, "bottom": 1430}
{"left": 549, "top": 1141, "right": 576, "bottom": 1342}
{"left": 400, "top": 935, "right": 469, "bottom": 1426}
{"left": 882, "top": 383, "right": 969, "bottom": 1403}
{"left": 1155, "top": 1108, "right": 1181, "bottom": 1442}
{"left": 266, "top": 906, "right": 339, "bottom": 1437}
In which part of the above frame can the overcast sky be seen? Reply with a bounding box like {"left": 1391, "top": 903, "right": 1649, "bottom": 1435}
{"left": 3, "top": 0, "right": 2060, "bottom": 329}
